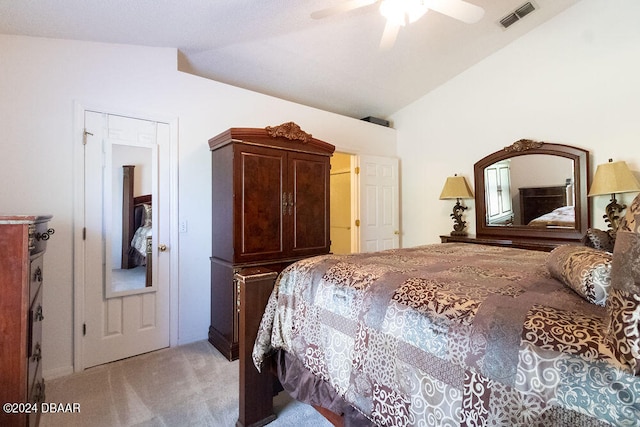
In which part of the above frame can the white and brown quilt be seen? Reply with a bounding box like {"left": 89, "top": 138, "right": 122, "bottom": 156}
{"left": 253, "top": 243, "right": 639, "bottom": 426}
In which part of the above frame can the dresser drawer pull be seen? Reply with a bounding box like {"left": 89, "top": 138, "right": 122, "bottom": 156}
{"left": 34, "top": 379, "right": 45, "bottom": 403}
{"left": 33, "top": 266, "right": 43, "bottom": 283}
{"left": 36, "top": 228, "right": 55, "bottom": 241}
{"left": 35, "top": 305, "right": 44, "bottom": 322}
{"left": 31, "top": 343, "right": 42, "bottom": 362}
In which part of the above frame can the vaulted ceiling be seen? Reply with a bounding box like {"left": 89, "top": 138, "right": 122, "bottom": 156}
{"left": 0, "top": 0, "right": 580, "bottom": 119}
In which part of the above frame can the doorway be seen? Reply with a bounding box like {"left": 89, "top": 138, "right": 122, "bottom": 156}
{"left": 330, "top": 153, "right": 400, "bottom": 254}
{"left": 74, "top": 107, "right": 177, "bottom": 370}
{"left": 330, "top": 152, "right": 354, "bottom": 254}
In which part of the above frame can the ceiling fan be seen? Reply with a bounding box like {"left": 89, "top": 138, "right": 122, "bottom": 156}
{"left": 311, "top": 0, "right": 485, "bottom": 49}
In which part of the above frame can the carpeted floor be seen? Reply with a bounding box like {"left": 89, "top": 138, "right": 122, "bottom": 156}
{"left": 40, "top": 340, "right": 331, "bottom": 426}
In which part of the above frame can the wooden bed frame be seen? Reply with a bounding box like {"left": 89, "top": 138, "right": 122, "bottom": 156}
{"left": 121, "top": 165, "right": 152, "bottom": 287}
{"left": 237, "top": 268, "right": 343, "bottom": 427}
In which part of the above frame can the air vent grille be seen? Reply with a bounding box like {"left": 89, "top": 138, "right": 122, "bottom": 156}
{"left": 500, "top": 13, "right": 519, "bottom": 28}
{"left": 500, "top": 2, "right": 536, "bottom": 28}
{"left": 515, "top": 2, "right": 535, "bottom": 18}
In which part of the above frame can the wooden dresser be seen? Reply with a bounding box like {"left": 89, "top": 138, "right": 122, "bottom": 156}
{"left": 0, "top": 215, "right": 53, "bottom": 427}
{"left": 208, "top": 123, "right": 334, "bottom": 360}
{"left": 440, "top": 234, "right": 571, "bottom": 252}
{"left": 519, "top": 185, "right": 566, "bottom": 225}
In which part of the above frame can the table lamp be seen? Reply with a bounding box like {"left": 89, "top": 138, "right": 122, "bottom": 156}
{"left": 440, "top": 174, "right": 474, "bottom": 236}
{"left": 588, "top": 159, "right": 640, "bottom": 236}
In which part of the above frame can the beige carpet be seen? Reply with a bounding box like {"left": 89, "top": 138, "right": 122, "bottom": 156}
{"left": 41, "top": 340, "right": 331, "bottom": 426}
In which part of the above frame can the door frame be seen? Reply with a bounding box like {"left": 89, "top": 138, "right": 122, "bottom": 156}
{"left": 72, "top": 102, "right": 179, "bottom": 372}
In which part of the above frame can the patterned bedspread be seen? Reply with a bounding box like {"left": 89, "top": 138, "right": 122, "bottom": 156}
{"left": 253, "top": 243, "right": 640, "bottom": 426}
{"left": 130, "top": 225, "right": 151, "bottom": 258}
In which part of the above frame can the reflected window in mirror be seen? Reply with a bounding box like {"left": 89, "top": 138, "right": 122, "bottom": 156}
{"left": 485, "top": 160, "right": 513, "bottom": 225}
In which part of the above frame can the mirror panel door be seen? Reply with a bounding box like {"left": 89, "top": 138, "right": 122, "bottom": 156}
{"left": 105, "top": 131, "right": 158, "bottom": 298}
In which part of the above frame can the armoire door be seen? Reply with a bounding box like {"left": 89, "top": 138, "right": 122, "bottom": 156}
{"left": 289, "top": 151, "right": 330, "bottom": 257}
{"left": 234, "top": 145, "right": 286, "bottom": 264}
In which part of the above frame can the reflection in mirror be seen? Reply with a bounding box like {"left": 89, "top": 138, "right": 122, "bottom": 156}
{"left": 484, "top": 155, "right": 575, "bottom": 228}
{"left": 474, "top": 140, "right": 589, "bottom": 245}
{"left": 110, "top": 144, "right": 153, "bottom": 295}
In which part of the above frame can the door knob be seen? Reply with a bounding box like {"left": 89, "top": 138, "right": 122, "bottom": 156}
{"left": 158, "top": 244, "right": 168, "bottom": 252}
{"left": 394, "top": 230, "right": 400, "bottom": 235}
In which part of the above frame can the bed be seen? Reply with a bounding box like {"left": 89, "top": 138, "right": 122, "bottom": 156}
{"left": 239, "top": 193, "right": 640, "bottom": 426}
{"left": 121, "top": 164, "right": 152, "bottom": 287}
{"left": 527, "top": 205, "right": 575, "bottom": 228}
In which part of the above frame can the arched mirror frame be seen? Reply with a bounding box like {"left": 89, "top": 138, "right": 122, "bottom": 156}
{"left": 474, "top": 140, "right": 590, "bottom": 243}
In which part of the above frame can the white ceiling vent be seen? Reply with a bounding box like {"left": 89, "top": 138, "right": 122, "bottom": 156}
{"left": 500, "top": 2, "right": 536, "bottom": 28}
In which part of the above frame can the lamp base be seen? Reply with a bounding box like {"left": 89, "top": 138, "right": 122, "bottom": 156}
{"left": 450, "top": 199, "right": 468, "bottom": 236}
{"left": 604, "top": 194, "right": 626, "bottom": 237}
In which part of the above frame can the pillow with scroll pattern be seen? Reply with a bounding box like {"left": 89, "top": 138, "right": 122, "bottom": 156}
{"left": 143, "top": 203, "right": 152, "bottom": 227}
{"left": 618, "top": 192, "right": 640, "bottom": 233}
{"left": 547, "top": 245, "right": 612, "bottom": 306}
{"left": 582, "top": 228, "right": 615, "bottom": 253}
{"left": 606, "top": 230, "right": 640, "bottom": 374}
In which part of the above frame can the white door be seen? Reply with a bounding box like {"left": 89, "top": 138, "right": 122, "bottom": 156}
{"left": 82, "top": 111, "right": 170, "bottom": 368}
{"left": 357, "top": 155, "right": 400, "bottom": 252}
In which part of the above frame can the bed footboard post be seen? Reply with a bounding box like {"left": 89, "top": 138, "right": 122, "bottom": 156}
{"left": 236, "top": 267, "right": 279, "bottom": 427}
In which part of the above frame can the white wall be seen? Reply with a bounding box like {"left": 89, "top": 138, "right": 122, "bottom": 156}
{"left": 392, "top": 0, "right": 640, "bottom": 248}
{"left": 0, "top": 34, "right": 397, "bottom": 377}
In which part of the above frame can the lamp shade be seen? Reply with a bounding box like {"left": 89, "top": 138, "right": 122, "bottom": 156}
{"left": 440, "top": 175, "right": 474, "bottom": 200}
{"left": 588, "top": 160, "right": 640, "bottom": 197}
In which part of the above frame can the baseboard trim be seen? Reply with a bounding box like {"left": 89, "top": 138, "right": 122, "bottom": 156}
{"left": 44, "top": 365, "right": 74, "bottom": 380}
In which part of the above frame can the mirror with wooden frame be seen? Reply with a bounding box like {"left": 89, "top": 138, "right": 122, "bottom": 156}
{"left": 474, "top": 139, "right": 590, "bottom": 243}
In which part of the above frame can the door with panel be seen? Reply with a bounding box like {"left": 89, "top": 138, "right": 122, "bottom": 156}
{"left": 233, "top": 144, "right": 286, "bottom": 264}
{"left": 358, "top": 155, "right": 400, "bottom": 252}
{"left": 289, "top": 150, "right": 331, "bottom": 258}
{"left": 232, "top": 146, "right": 331, "bottom": 263}
{"left": 83, "top": 111, "right": 170, "bottom": 368}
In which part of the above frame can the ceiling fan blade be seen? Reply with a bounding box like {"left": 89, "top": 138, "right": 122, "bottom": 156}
{"left": 311, "top": 0, "right": 378, "bottom": 19}
{"left": 379, "top": 21, "right": 400, "bottom": 50}
{"left": 425, "top": 0, "right": 485, "bottom": 24}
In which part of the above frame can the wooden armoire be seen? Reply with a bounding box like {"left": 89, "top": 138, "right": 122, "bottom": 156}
{"left": 208, "top": 122, "right": 334, "bottom": 360}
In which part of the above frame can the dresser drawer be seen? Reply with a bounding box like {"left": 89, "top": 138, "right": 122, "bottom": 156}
{"left": 28, "top": 365, "right": 44, "bottom": 427}
{"left": 28, "top": 348, "right": 43, "bottom": 403}
{"left": 28, "top": 282, "right": 43, "bottom": 359}
{"left": 28, "top": 220, "right": 54, "bottom": 256}
{"left": 28, "top": 284, "right": 44, "bottom": 427}
{"left": 29, "top": 256, "right": 44, "bottom": 306}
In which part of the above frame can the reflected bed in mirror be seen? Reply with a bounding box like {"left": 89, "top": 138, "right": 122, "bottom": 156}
{"left": 474, "top": 139, "right": 590, "bottom": 245}
{"left": 118, "top": 164, "right": 152, "bottom": 291}
{"left": 108, "top": 158, "right": 153, "bottom": 296}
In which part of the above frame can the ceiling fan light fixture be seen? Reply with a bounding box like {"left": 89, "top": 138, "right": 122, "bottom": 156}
{"left": 380, "top": 0, "right": 407, "bottom": 26}
{"left": 379, "top": 0, "right": 428, "bottom": 27}
{"left": 406, "top": 1, "right": 429, "bottom": 23}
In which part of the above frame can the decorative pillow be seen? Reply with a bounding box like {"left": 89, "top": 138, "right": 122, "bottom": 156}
{"left": 582, "top": 228, "right": 615, "bottom": 253}
{"left": 618, "top": 192, "right": 640, "bottom": 233}
{"left": 547, "top": 245, "right": 612, "bottom": 306}
{"left": 606, "top": 230, "right": 640, "bottom": 374}
{"left": 143, "top": 203, "right": 152, "bottom": 227}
